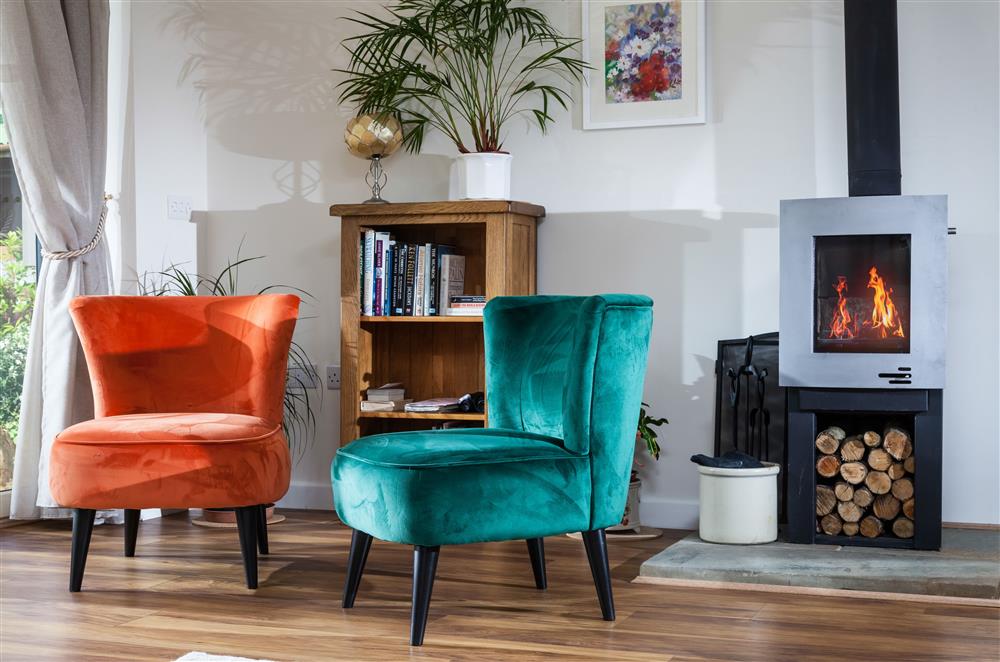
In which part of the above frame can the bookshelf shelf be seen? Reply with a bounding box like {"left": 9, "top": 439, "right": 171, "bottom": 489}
{"left": 358, "top": 411, "right": 486, "bottom": 421}
{"left": 334, "top": 200, "right": 542, "bottom": 445}
{"left": 360, "top": 315, "right": 483, "bottom": 324}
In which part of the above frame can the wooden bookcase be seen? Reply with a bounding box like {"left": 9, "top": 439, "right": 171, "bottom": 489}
{"left": 332, "top": 200, "right": 543, "bottom": 445}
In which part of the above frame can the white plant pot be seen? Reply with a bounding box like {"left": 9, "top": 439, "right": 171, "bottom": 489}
{"left": 697, "top": 462, "right": 780, "bottom": 544}
{"left": 455, "top": 152, "right": 511, "bottom": 200}
{"left": 608, "top": 479, "right": 642, "bottom": 533}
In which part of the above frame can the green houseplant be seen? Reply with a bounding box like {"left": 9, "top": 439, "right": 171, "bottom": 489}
{"left": 140, "top": 251, "right": 319, "bottom": 526}
{"left": 610, "top": 402, "right": 668, "bottom": 533}
{"left": 338, "top": 0, "right": 586, "bottom": 199}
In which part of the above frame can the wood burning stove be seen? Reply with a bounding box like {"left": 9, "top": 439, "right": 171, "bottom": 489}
{"left": 780, "top": 195, "right": 947, "bottom": 390}
{"left": 779, "top": 197, "right": 947, "bottom": 551}
{"left": 778, "top": 0, "right": 947, "bottom": 550}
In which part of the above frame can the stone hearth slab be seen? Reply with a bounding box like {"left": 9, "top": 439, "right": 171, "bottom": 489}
{"left": 638, "top": 528, "right": 1000, "bottom": 600}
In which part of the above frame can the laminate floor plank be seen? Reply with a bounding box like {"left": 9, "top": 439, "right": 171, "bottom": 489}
{"left": 1, "top": 510, "right": 996, "bottom": 661}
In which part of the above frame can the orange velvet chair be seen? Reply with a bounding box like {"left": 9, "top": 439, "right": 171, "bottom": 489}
{"left": 50, "top": 294, "right": 300, "bottom": 591}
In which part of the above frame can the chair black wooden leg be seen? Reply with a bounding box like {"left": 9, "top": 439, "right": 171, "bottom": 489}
{"left": 581, "top": 529, "right": 615, "bottom": 621}
{"left": 70, "top": 508, "right": 96, "bottom": 592}
{"left": 526, "top": 538, "right": 547, "bottom": 589}
{"left": 410, "top": 545, "right": 440, "bottom": 646}
{"left": 342, "top": 529, "right": 373, "bottom": 608}
{"left": 256, "top": 504, "right": 269, "bottom": 555}
{"left": 234, "top": 506, "right": 259, "bottom": 589}
{"left": 124, "top": 509, "right": 140, "bottom": 557}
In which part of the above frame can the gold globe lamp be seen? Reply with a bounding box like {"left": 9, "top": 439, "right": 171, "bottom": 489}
{"left": 344, "top": 113, "right": 403, "bottom": 203}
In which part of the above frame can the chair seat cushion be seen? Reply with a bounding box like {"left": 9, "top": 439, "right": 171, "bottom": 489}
{"left": 50, "top": 413, "right": 291, "bottom": 509}
{"left": 332, "top": 428, "right": 591, "bottom": 546}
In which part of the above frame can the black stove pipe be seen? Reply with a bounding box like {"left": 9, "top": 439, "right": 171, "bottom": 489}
{"left": 844, "top": 0, "right": 901, "bottom": 197}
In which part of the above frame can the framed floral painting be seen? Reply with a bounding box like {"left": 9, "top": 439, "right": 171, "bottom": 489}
{"left": 582, "top": 0, "right": 706, "bottom": 129}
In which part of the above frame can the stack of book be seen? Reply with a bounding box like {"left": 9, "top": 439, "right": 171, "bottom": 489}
{"left": 444, "top": 295, "right": 486, "bottom": 317}
{"left": 359, "top": 229, "right": 471, "bottom": 316}
{"left": 360, "top": 382, "right": 412, "bottom": 412}
{"left": 404, "top": 397, "right": 461, "bottom": 413}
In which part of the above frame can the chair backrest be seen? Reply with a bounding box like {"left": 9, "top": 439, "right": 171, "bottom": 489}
{"left": 70, "top": 294, "right": 300, "bottom": 425}
{"left": 484, "top": 294, "right": 653, "bottom": 530}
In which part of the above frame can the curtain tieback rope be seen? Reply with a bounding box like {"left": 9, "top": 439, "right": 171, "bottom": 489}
{"left": 41, "top": 194, "right": 113, "bottom": 261}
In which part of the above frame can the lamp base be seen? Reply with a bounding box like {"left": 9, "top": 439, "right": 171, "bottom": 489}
{"left": 364, "top": 155, "right": 389, "bottom": 203}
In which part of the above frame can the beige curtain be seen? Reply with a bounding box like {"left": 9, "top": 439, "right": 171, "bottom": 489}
{"left": 0, "top": 0, "right": 111, "bottom": 518}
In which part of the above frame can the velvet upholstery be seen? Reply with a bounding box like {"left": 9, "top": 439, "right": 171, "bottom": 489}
{"left": 332, "top": 294, "right": 653, "bottom": 545}
{"left": 49, "top": 295, "right": 299, "bottom": 510}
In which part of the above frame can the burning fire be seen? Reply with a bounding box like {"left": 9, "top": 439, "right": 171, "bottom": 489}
{"left": 865, "top": 266, "right": 905, "bottom": 338}
{"left": 827, "top": 267, "right": 905, "bottom": 340}
{"left": 828, "top": 276, "right": 856, "bottom": 338}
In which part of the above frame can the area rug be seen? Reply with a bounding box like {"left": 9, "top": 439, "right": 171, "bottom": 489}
{"left": 175, "top": 653, "right": 275, "bottom": 662}
{"left": 636, "top": 527, "right": 1000, "bottom": 605}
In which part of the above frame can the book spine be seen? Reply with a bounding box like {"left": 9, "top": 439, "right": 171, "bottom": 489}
{"left": 362, "top": 229, "right": 375, "bottom": 316}
{"left": 391, "top": 243, "right": 404, "bottom": 315}
{"left": 423, "top": 243, "right": 432, "bottom": 316}
{"left": 385, "top": 240, "right": 395, "bottom": 316}
{"left": 358, "top": 233, "right": 364, "bottom": 309}
{"left": 403, "top": 243, "right": 416, "bottom": 316}
{"left": 427, "top": 244, "right": 439, "bottom": 315}
{"left": 414, "top": 244, "right": 425, "bottom": 316}
{"left": 442, "top": 254, "right": 465, "bottom": 307}
{"left": 374, "top": 237, "right": 384, "bottom": 316}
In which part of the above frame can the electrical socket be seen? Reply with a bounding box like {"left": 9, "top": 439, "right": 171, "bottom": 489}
{"left": 167, "top": 195, "right": 193, "bottom": 221}
{"left": 327, "top": 365, "right": 341, "bottom": 390}
{"left": 287, "top": 363, "right": 318, "bottom": 389}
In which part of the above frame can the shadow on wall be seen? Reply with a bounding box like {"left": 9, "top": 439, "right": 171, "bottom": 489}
{"left": 162, "top": 0, "right": 450, "bottom": 204}
{"left": 538, "top": 209, "right": 778, "bottom": 506}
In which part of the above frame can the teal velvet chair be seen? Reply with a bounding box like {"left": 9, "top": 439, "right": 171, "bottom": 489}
{"left": 331, "top": 294, "right": 653, "bottom": 645}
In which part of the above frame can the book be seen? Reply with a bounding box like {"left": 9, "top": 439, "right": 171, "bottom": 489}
{"left": 391, "top": 242, "right": 406, "bottom": 315}
{"left": 373, "top": 235, "right": 384, "bottom": 316}
{"left": 358, "top": 234, "right": 365, "bottom": 309}
{"left": 422, "top": 243, "right": 433, "bottom": 316}
{"left": 444, "top": 294, "right": 485, "bottom": 317}
{"left": 428, "top": 245, "right": 455, "bottom": 316}
{"left": 438, "top": 254, "right": 465, "bottom": 315}
{"left": 360, "top": 399, "right": 413, "bottom": 412}
{"left": 403, "top": 243, "right": 416, "bottom": 315}
{"left": 404, "top": 397, "right": 461, "bottom": 413}
{"left": 362, "top": 229, "right": 375, "bottom": 316}
{"left": 367, "top": 382, "right": 406, "bottom": 401}
{"left": 444, "top": 306, "right": 484, "bottom": 317}
{"left": 427, "top": 244, "right": 439, "bottom": 315}
{"left": 414, "top": 244, "right": 427, "bottom": 316}
{"left": 384, "top": 238, "right": 395, "bottom": 316}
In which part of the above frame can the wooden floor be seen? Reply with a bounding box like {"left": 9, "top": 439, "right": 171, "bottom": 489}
{"left": 1, "top": 511, "right": 998, "bottom": 661}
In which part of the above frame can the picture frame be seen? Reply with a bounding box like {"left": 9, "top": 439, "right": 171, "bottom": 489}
{"left": 582, "top": 0, "right": 707, "bottom": 130}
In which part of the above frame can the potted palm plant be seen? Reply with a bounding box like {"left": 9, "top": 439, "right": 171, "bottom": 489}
{"left": 338, "top": 0, "right": 586, "bottom": 199}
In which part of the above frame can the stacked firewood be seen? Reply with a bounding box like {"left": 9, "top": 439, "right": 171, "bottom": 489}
{"left": 814, "top": 426, "right": 915, "bottom": 539}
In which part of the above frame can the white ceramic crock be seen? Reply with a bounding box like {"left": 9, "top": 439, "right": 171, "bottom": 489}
{"left": 697, "top": 462, "right": 781, "bottom": 544}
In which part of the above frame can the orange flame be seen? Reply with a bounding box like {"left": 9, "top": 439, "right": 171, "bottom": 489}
{"left": 865, "top": 266, "right": 905, "bottom": 338}
{"left": 828, "top": 275, "right": 855, "bottom": 338}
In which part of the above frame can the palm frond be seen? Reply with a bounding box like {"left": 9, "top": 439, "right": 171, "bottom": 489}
{"left": 338, "top": 0, "right": 588, "bottom": 154}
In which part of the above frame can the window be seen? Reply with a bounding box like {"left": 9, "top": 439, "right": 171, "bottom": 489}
{"left": 0, "top": 109, "right": 36, "bottom": 506}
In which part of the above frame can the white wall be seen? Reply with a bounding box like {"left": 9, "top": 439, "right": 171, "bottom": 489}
{"left": 139, "top": 0, "right": 999, "bottom": 525}
{"left": 126, "top": 0, "right": 205, "bottom": 284}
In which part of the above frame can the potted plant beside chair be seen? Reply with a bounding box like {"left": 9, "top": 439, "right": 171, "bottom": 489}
{"left": 338, "top": 0, "right": 586, "bottom": 199}
{"left": 608, "top": 402, "right": 668, "bottom": 534}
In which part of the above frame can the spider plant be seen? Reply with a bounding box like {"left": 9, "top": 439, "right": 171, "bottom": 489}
{"left": 338, "top": 0, "right": 587, "bottom": 154}
{"left": 138, "top": 250, "right": 318, "bottom": 460}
